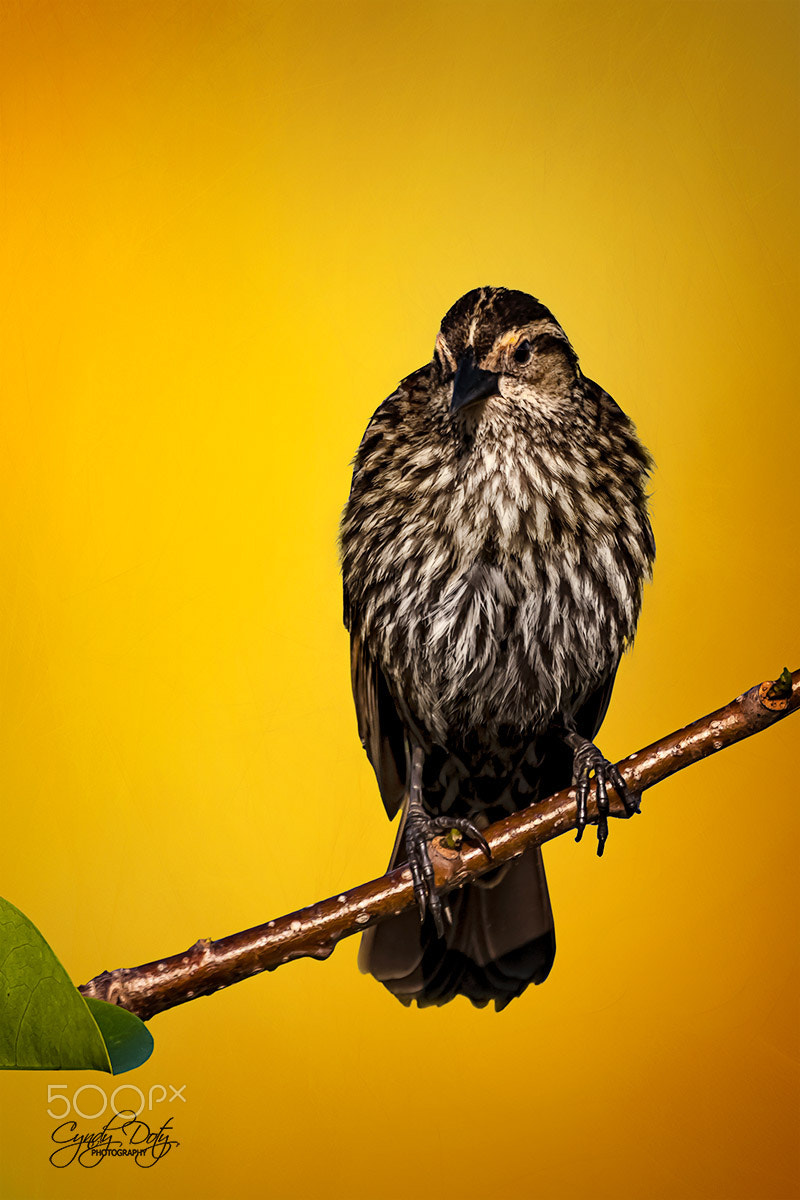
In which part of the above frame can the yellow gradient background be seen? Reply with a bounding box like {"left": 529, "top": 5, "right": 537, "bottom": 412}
{"left": 1, "top": 2, "right": 798, "bottom": 1197}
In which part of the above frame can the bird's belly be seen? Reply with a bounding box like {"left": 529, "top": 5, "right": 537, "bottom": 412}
{"left": 376, "top": 554, "right": 622, "bottom": 747}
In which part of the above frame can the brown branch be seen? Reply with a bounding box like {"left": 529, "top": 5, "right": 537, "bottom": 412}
{"left": 79, "top": 669, "right": 799, "bottom": 1021}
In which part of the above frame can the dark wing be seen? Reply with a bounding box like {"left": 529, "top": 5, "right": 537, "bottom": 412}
{"left": 348, "top": 619, "right": 407, "bottom": 820}
{"left": 575, "top": 660, "right": 620, "bottom": 742}
{"left": 341, "top": 386, "right": 416, "bottom": 821}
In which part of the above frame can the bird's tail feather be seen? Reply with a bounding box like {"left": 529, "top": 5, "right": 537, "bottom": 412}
{"left": 358, "top": 819, "right": 555, "bottom": 1010}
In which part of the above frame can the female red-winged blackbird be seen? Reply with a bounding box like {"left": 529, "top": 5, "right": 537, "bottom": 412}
{"left": 340, "top": 287, "right": 654, "bottom": 1009}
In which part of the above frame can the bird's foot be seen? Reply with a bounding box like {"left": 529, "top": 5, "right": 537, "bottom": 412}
{"left": 405, "top": 812, "right": 491, "bottom": 938}
{"left": 569, "top": 736, "right": 640, "bottom": 857}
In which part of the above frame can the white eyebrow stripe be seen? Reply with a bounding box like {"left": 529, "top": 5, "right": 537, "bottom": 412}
{"left": 533, "top": 321, "right": 569, "bottom": 341}
{"left": 492, "top": 320, "right": 569, "bottom": 351}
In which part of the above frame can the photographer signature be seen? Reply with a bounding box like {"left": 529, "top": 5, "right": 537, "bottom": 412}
{"left": 49, "top": 1111, "right": 179, "bottom": 1168}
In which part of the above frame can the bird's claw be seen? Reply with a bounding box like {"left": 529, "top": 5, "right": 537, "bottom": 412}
{"left": 571, "top": 739, "right": 640, "bottom": 856}
{"left": 405, "top": 814, "right": 491, "bottom": 938}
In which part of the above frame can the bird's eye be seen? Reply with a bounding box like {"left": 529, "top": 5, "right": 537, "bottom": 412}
{"left": 513, "top": 339, "right": 532, "bottom": 365}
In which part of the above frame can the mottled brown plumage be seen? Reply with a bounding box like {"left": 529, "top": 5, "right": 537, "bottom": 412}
{"left": 341, "top": 287, "right": 654, "bottom": 1009}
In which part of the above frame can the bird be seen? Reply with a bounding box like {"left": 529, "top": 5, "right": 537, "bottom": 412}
{"left": 340, "top": 286, "right": 654, "bottom": 1010}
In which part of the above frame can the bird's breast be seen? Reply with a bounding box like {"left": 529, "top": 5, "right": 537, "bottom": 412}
{"left": 347, "top": 437, "right": 646, "bottom": 746}
{"left": 370, "top": 541, "right": 618, "bottom": 746}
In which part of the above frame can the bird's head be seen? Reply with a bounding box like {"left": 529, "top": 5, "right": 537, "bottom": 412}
{"left": 433, "top": 287, "right": 580, "bottom": 424}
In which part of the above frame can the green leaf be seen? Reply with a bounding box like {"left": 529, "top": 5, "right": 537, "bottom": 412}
{"left": 0, "top": 896, "right": 153, "bottom": 1074}
{"left": 85, "top": 997, "right": 153, "bottom": 1075}
{"left": 0, "top": 896, "right": 110, "bottom": 1072}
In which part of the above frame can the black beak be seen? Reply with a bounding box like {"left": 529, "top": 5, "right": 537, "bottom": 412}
{"left": 451, "top": 351, "right": 500, "bottom": 414}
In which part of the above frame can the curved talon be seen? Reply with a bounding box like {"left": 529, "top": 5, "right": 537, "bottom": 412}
{"left": 431, "top": 817, "right": 492, "bottom": 860}
{"left": 575, "top": 773, "right": 589, "bottom": 842}
{"left": 404, "top": 814, "right": 491, "bottom": 940}
{"left": 595, "top": 759, "right": 610, "bottom": 857}
{"left": 609, "top": 762, "right": 640, "bottom": 815}
{"left": 406, "top": 822, "right": 444, "bottom": 935}
{"left": 407, "top": 844, "right": 428, "bottom": 917}
{"left": 569, "top": 735, "right": 639, "bottom": 853}
{"left": 626, "top": 789, "right": 642, "bottom": 815}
